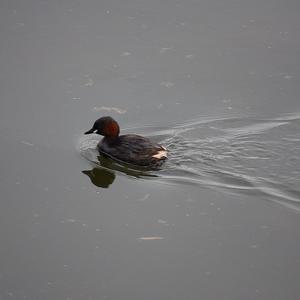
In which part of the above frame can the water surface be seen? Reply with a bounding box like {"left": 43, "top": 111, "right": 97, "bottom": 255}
{"left": 1, "top": 0, "right": 300, "bottom": 299}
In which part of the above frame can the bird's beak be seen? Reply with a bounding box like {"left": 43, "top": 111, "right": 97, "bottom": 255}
{"left": 84, "top": 128, "right": 96, "bottom": 134}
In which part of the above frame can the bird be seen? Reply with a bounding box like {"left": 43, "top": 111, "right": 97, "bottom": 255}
{"left": 85, "top": 116, "right": 167, "bottom": 169}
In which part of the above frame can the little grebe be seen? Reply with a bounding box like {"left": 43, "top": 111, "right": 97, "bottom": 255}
{"left": 85, "top": 116, "right": 167, "bottom": 169}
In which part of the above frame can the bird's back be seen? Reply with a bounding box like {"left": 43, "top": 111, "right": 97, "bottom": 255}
{"left": 98, "top": 134, "right": 167, "bottom": 168}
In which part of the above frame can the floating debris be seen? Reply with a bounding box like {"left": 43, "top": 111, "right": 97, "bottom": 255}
{"left": 121, "top": 52, "right": 131, "bottom": 57}
{"left": 138, "top": 193, "right": 150, "bottom": 201}
{"left": 66, "top": 219, "right": 77, "bottom": 223}
{"left": 160, "top": 81, "right": 175, "bottom": 88}
{"left": 84, "top": 78, "right": 94, "bottom": 87}
{"left": 160, "top": 47, "right": 172, "bottom": 53}
{"left": 20, "top": 141, "right": 34, "bottom": 146}
{"left": 138, "top": 237, "right": 164, "bottom": 240}
{"left": 157, "top": 219, "right": 168, "bottom": 224}
{"left": 185, "top": 54, "right": 195, "bottom": 59}
{"left": 93, "top": 106, "right": 127, "bottom": 114}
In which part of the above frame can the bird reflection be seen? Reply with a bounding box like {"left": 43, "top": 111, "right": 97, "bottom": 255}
{"left": 82, "top": 155, "right": 158, "bottom": 188}
{"left": 82, "top": 167, "right": 115, "bottom": 188}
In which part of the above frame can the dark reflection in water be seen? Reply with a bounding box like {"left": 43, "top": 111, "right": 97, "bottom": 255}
{"left": 82, "top": 168, "right": 115, "bottom": 188}
{"left": 82, "top": 153, "right": 158, "bottom": 188}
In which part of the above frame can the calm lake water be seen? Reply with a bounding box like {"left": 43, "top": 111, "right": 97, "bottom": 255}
{"left": 1, "top": 0, "right": 300, "bottom": 299}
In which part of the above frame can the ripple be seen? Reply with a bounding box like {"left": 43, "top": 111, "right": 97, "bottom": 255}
{"left": 160, "top": 114, "right": 300, "bottom": 212}
{"left": 78, "top": 113, "right": 300, "bottom": 212}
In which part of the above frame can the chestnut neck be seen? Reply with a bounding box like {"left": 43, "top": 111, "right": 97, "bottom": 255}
{"left": 102, "top": 119, "right": 120, "bottom": 137}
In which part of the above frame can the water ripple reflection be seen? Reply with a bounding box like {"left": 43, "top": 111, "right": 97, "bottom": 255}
{"left": 159, "top": 113, "right": 300, "bottom": 212}
{"left": 79, "top": 113, "right": 300, "bottom": 212}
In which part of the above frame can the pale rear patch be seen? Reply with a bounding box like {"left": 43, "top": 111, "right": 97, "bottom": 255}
{"left": 152, "top": 148, "right": 167, "bottom": 159}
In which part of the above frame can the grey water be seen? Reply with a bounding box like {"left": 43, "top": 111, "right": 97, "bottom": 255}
{"left": 1, "top": 0, "right": 300, "bottom": 299}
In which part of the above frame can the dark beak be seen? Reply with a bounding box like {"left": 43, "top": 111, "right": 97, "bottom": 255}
{"left": 84, "top": 128, "right": 95, "bottom": 134}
